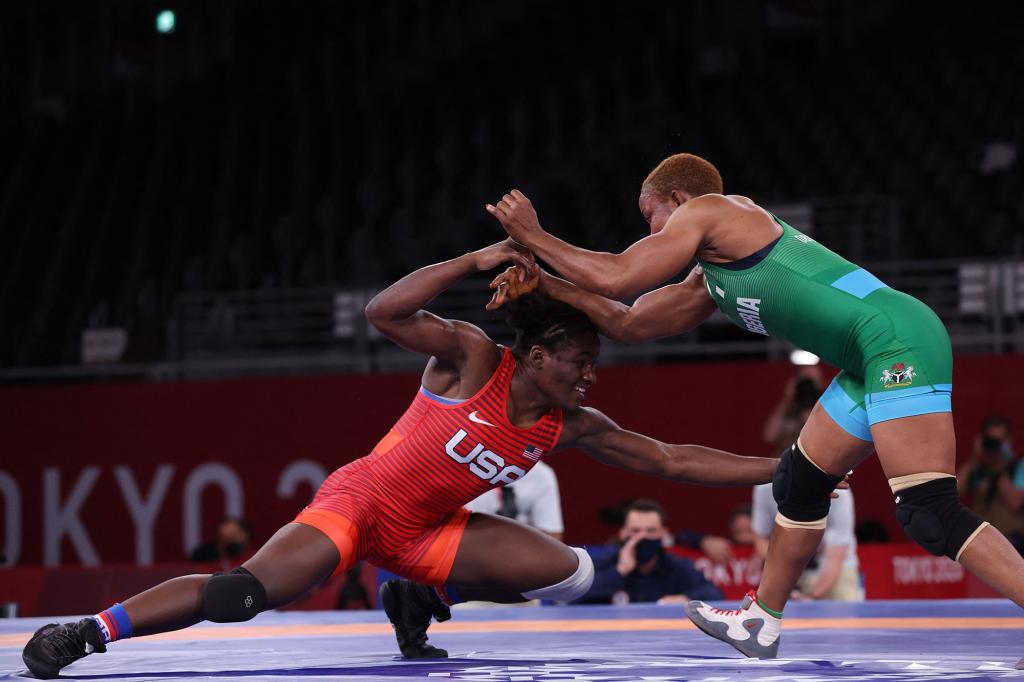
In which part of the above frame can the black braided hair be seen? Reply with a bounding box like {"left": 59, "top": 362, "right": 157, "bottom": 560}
{"left": 505, "top": 294, "right": 598, "bottom": 358}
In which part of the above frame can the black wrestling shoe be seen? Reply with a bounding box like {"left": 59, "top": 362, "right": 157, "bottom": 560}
{"left": 23, "top": 617, "right": 106, "bottom": 679}
{"left": 379, "top": 579, "right": 451, "bottom": 659}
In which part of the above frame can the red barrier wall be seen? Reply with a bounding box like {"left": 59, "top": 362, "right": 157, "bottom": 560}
{"left": 0, "top": 545, "right": 998, "bottom": 616}
{"left": 676, "top": 543, "right": 999, "bottom": 601}
{"left": 2, "top": 354, "right": 1022, "bottom": 567}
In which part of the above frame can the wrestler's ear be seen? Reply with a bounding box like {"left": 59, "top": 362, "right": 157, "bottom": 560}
{"left": 669, "top": 189, "right": 692, "bottom": 207}
{"left": 528, "top": 345, "right": 546, "bottom": 370}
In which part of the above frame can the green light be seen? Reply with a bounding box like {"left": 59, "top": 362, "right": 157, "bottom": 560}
{"left": 156, "top": 10, "right": 176, "bottom": 34}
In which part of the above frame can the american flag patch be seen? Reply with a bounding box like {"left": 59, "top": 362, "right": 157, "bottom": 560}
{"left": 522, "top": 444, "right": 544, "bottom": 461}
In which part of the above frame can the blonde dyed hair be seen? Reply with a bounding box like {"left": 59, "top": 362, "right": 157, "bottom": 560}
{"left": 642, "top": 153, "right": 723, "bottom": 197}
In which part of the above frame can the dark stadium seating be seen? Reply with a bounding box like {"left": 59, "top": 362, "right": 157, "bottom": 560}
{"left": 0, "top": 1, "right": 1021, "bottom": 367}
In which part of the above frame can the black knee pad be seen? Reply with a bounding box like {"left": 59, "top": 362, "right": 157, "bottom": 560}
{"left": 772, "top": 442, "right": 845, "bottom": 523}
{"left": 895, "top": 477, "right": 985, "bottom": 559}
{"left": 202, "top": 567, "right": 267, "bottom": 623}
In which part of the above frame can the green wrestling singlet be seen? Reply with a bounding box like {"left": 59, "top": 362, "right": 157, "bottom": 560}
{"left": 697, "top": 216, "right": 952, "bottom": 440}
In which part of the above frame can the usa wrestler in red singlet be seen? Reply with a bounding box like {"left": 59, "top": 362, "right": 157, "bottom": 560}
{"left": 24, "top": 242, "right": 780, "bottom": 678}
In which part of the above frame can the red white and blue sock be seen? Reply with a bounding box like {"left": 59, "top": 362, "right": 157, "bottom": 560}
{"left": 93, "top": 603, "right": 133, "bottom": 644}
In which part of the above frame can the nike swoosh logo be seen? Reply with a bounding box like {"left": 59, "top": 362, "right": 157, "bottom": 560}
{"left": 468, "top": 411, "right": 496, "bottom": 427}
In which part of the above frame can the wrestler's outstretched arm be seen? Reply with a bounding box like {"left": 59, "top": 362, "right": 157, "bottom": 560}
{"left": 486, "top": 263, "right": 716, "bottom": 344}
{"left": 539, "top": 267, "right": 716, "bottom": 343}
{"left": 486, "top": 189, "right": 718, "bottom": 299}
{"left": 559, "top": 406, "right": 777, "bottom": 487}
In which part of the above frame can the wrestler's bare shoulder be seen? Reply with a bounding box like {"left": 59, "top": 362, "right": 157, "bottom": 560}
{"left": 667, "top": 195, "right": 769, "bottom": 237}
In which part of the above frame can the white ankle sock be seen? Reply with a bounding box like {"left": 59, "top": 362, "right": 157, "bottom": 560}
{"left": 747, "top": 597, "right": 782, "bottom": 643}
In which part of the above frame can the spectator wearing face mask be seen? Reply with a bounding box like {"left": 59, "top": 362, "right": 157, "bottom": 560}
{"left": 189, "top": 517, "right": 254, "bottom": 565}
{"left": 580, "top": 499, "right": 723, "bottom": 605}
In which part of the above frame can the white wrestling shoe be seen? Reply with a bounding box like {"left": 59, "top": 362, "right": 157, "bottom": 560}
{"left": 685, "top": 590, "right": 781, "bottom": 659}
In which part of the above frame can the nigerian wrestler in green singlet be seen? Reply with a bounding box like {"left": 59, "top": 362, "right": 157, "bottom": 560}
{"left": 486, "top": 153, "right": 1024, "bottom": 659}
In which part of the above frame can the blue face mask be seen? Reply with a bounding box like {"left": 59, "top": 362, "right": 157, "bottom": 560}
{"left": 634, "top": 538, "right": 664, "bottom": 563}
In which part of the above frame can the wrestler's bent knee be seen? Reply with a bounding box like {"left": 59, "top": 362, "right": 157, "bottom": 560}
{"left": 891, "top": 474, "right": 987, "bottom": 561}
{"left": 772, "top": 440, "right": 845, "bottom": 530}
{"left": 522, "top": 547, "right": 594, "bottom": 602}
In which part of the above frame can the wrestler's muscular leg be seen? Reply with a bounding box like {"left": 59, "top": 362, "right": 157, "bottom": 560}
{"left": 872, "top": 413, "right": 1024, "bottom": 607}
{"left": 445, "top": 513, "right": 580, "bottom": 603}
{"left": 756, "top": 402, "right": 874, "bottom": 613}
{"left": 124, "top": 523, "right": 340, "bottom": 636}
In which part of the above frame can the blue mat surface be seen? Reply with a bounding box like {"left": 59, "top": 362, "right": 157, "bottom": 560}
{"left": 2, "top": 600, "right": 1021, "bottom": 680}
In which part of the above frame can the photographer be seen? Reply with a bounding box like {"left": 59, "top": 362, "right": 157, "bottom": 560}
{"left": 762, "top": 366, "right": 824, "bottom": 452}
{"left": 582, "top": 499, "right": 722, "bottom": 605}
{"left": 957, "top": 414, "right": 1015, "bottom": 499}
{"left": 958, "top": 415, "right": 1024, "bottom": 554}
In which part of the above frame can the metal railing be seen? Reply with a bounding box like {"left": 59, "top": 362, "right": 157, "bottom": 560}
{"left": 2, "top": 258, "right": 1022, "bottom": 384}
